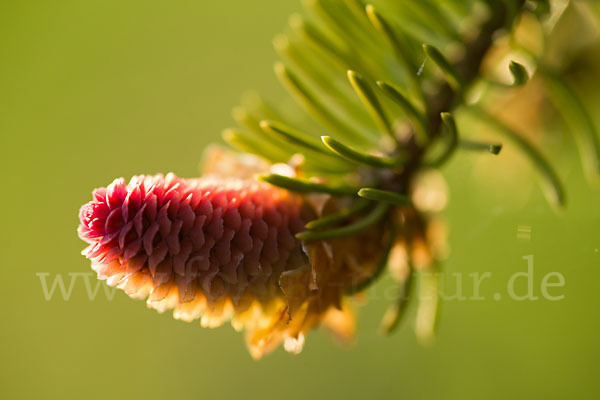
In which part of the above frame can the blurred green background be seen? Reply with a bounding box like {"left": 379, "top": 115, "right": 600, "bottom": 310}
{"left": 2, "top": 1, "right": 600, "bottom": 399}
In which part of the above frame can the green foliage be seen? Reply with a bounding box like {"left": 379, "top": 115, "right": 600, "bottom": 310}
{"left": 224, "top": 0, "right": 598, "bottom": 210}
{"left": 223, "top": 0, "right": 599, "bottom": 337}
{"left": 422, "top": 44, "right": 463, "bottom": 92}
{"left": 508, "top": 60, "right": 529, "bottom": 86}
{"left": 296, "top": 202, "right": 389, "bottom": 241}
{"left": 381, "top": 267, "right": 414, "bottom": 335}
{"left": 259, "top": 173, "right": 358, "bottom": 196}
{"left": 305, "top": 198, "right": 370, "bottom": 229}
{"left": 357, "top": 188, "right": 411, "bottom": 205}
{"left": 427, "top": 112, "right": 459, "bottom": 167}
{"left": 322, "top": 135, "right": 404, "bottom": 168}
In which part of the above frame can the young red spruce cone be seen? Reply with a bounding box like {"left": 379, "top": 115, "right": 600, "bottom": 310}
{"left": 77, "top": 153, "right": 399, "bottom": 358}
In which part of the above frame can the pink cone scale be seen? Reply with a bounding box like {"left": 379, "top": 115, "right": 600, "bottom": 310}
{"left": 78, "top": 173, "right": 311, "bottom": 310}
